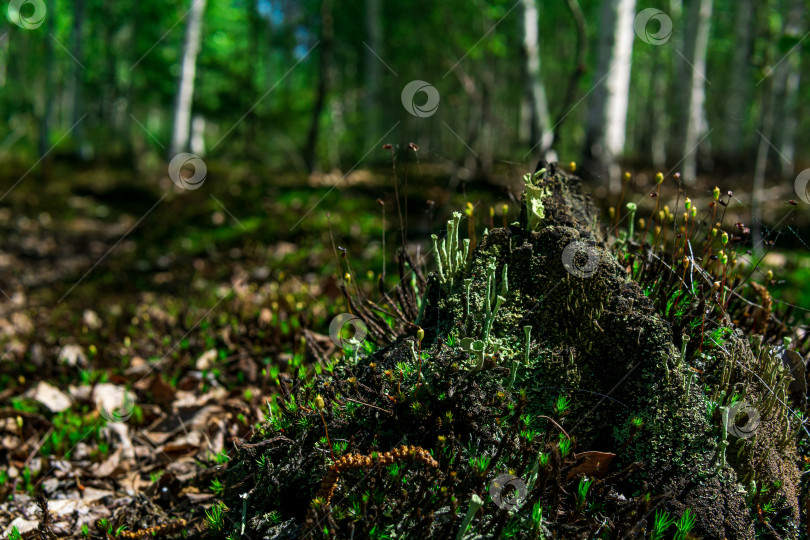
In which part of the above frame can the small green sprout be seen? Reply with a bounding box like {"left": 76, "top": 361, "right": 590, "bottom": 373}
{"left": 210, "top": 478, "right": 225, "bottom": 496}
{"left": 554, "top": 394, "right": 571, "bottom": 416}
{"left": 625, "top": 202, "right": 638, "bottom": 240}
{"left": 651, "top": 509, "right": 675, "bottom": 540}
{"left": 531, "top": 501, "right": 544, "bottom": 530}
{"left": 558, "top": 436, "right": 573, "bottom": 458}
{"left": 387, "top": 463, "right": 401, "bottom": 479}
{"left": 205, "top": 501, "right": 228, "bottom": 532}
{"left": 456, "top": 494, "right": 484, "bottom": 540}
{"left": 576, "top": 478, "right": 593, "bottom": 511}
{"left": 673, "top": 508, "right": 696, "bottom": 540}
{"left": 469, "top": 454, "right": 491, "bottom": 475}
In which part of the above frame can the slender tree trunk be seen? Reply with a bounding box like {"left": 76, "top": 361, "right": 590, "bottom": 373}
{"left": 38, "top": 0, "right": 55, "bottom": 157}
{"left": 244, "top": 0, "right": 261, "bottom": 159}
{"left": 69, "top": 0, "right": 86, "bottom": 123}
{"left": 169, "top": 0, "right": 207, "bottom": 157}
{"left": 583, "top": 0, "right": 636, "bottom": 192}
{"left": 519, "top": 93, "right": 531, "bottom": 146}
{"left": 70, "top": 0, "right": 88, "bottom": 157}
{"left": 752, "top": 10, "right": 778, "bottom": 250}
{"left": 304, "top": 0, "right": 333, "bottom": 172}
{"left": 363, "top": 0, "right": 382, "bottom": 150}
{"left": 649, "top": 48, "right": 667, "bottom": 169}
{"left": 521, "top": 0, "right": 553, "bottom": 159}
{"left": 0, "top": 21, "right": 8, "bottom": 88}
{"left": 752, "top": 78, "right": 774, "bottom": 251}
{"left": 775, "top": 0, "right": 803, "bottom": 178}
{"left": 721, "top": 0, "right": 754, "bottom": 167}
{"left": 678, "top": 0, "right": 712, "bottom": 181}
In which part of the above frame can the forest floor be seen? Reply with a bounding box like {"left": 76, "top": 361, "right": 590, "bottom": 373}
{"left": 0, "top": 161, "right": 808, "bottom": 538}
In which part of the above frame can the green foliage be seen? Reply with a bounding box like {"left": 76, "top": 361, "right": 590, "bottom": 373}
{"left": 558, "top": 435, "right": 573, "bottom": 459}
{"left": 531, "top": 501, "right": 544, "bottom": 529}
{"left": 673, "top": 508, "right": 697, "bottom": 540}
{"left": 576, "top": 478, "right": 593, "bottom": 511}
{"left": 205, "top": 501, "right": 228, "bottom": 533}
{"left": 651, "top": 509, "right": 675, "bottom": 540}
{"left": 210, "top": 478, "right": 225, "bottom": 496}
{"left": 469, "top": 454, "right": 491, "bottom": 475}
{"left": 553, "top": 394, "right": 571, "bottom": 416}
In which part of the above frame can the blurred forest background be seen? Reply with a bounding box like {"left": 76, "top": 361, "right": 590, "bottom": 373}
{"left": 1, "top": 0, "right": 807, "bottom": 188}
{"left": 1, "top": 0, "right": 809, "bottom": 345}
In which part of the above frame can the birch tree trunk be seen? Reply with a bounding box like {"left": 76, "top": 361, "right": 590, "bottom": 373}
{"left": 584, "top": 0, "right": 636, "bottom": 193}
{"left": 169, "top": 0, "right": 207, "bottom": 157}
{"left": 678, "top": 0, "right": 712, "bottom": 181}
{"left": 521, "top": 0, "right": 552, "bottom": 159}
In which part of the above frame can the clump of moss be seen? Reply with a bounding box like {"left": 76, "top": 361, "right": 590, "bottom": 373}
{"left": 217, "top": 163, "right": 802, "bottom": 539}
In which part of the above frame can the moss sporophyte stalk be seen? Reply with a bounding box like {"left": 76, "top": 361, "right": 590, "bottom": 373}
{"left": 223, "top": 163, "right": 805, "bottom": 539}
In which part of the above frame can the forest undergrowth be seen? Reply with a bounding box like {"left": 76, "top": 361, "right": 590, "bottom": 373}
{"left": 216, "top": 162, "right": 810, "bottom": 539}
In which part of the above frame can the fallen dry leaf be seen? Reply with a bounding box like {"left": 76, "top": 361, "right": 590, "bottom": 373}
{"left": 567, "top": 451, "right": 616, "bottom": 480}
{"left": 25, "top": 381, "right": 72, "bottom": 413}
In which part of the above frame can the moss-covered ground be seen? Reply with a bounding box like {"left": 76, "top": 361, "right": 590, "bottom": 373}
{"left": 219, "top": 164, "right": 807, "bottom": 539}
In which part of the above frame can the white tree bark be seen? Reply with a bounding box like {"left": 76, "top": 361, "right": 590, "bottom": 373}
{"left": 170, "top": 0, "right": 207, "bottom": 157}
{"left": 522, "top": 0, "right": 553, "bottom": 158}
{"left": 679, "top": 0, "right": 712, "bottom": 181}
{"left": 584, "top": 0, "right": 636, "bottom": 192}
